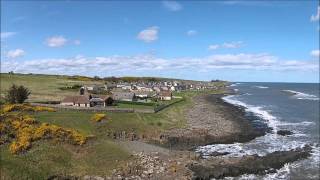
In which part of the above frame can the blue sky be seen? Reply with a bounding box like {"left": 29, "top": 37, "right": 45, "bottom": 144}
{"left": 1, "top": 0, "right": 319, "bottom": 82}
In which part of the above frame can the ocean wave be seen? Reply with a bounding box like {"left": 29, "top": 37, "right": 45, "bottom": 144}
{"left": 203, "top": 94, "right": 319, "bottom": 179}
{"left": 196, "top": 134, "right": 309, "bottom": 158}
{"left": 222, "top": 95, "right": 279, "bottom": 132}
{"left": 253, "top": 86, "right": 269, "bottom": 89}
{"left": 221, "top": 144, "right": 320, "bottom": 180}
{"left": 282, "top": 90, "right": 319, "bottom": 101}
{"left": 277, "top": 121, "right": 315, "bottom": 126}
{"left": 230, "top": 83, "right": 242, "bottom": 87}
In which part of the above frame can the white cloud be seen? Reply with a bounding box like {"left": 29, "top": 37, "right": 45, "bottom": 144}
{"left": 45, "top": 36, "right": 67, "bottom": 47}
{"left": 1, "top": 32, "right": 17, "bottom": 39}
{"left": 73, "top": 40, "right": 81, "bottom": 45}
{"left": 6, "top": 49, "right": 25, "bottom": 58}
{"left": 187, "top": 30, "right": 197, "bottom": 36}
{"left": 310, "top": 50, "right": 320, "bottom": 58}
{"left": 209, "top": 41, "right": 244, "bottom": 50}
{"left": 2, "top": 53, "right": 318, "bottom": 76}
{"left": 162, "top": 1, "right": 182, "bottom": 11}
{"left": 311, "top": 6, "right": 320, "bottom": 22}
{"left": 222, "top": 41, "right": 244, "bottom": 48}
{"left": 137, "top": 26, "right": 159, "bottom": 43}
{"left": 208, "top": 45, "right": 220, "bottom": 50}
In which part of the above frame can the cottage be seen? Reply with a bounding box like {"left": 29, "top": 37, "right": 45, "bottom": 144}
{"left": 61, "top": 95, "right": 90, "bottom": 107}
{"left": 90, "top": 95, "right": 114, "bottom": 106}
{"left": 112, "top": 92, "right": 135, "bottom": 101}
{"left": 158, "top": 91, "right": 172, "bottom": 101}
{"left": 61, "top": 94, "right": 114, "bottom": 107}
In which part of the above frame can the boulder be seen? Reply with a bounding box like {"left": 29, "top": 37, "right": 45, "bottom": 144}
{"left": 277, "top": 130, "right": 293, "bottom": 136}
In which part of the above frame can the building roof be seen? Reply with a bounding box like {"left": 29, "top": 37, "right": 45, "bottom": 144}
{"left": 158, "top": 91, "right": 172, "bottom": 97}
{"left": 112, "top": 91, "right": 135, "bottom": 100}
{"left": 61, "top": 95, "right": 90, "bottom": 104}
{"left": 75, "top": 95, "right": 90, "bottom": 104}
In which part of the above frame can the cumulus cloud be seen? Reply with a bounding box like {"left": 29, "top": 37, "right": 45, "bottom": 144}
{"left": 1, "top": 32, "right": 17, "bottom": 39}
{"left": 162, "top": 1, "right": 182, "bottom": 11}
{"left": 6, "top": 49, "right": 25, "bottom": 58}
{"left": 310, "top": 50, "right": 320, "bottom": 58}
{"left": 45, "top": 36, "right": 67, "bottom": 47}
{"left": 208, "top": 41, "right": 244, "bottom": 50}
{"left": 187, "top": 30, "right": 197, "bottom": 36}
{"left": 311, "top": 6, "right": 320, "bottom": 22}
{"left": 2, "top": 53, "right": 318, "bottom": 76}
{"left": 137, "top": 26, "right": 159, "bottom": 43}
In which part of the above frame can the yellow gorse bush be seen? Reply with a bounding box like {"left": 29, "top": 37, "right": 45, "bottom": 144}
{"left": 91, "top": 113, "right": 106, "bottom": 122}
{"left": 1, "top": 104, "right": 55, "bottom": 113}
{"left": 0, "top": 113, "right": 87, "bottom": 154}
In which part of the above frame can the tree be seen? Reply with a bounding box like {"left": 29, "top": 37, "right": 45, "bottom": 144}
{"left": 5, "top": 84, "right": 31, "bottom": 104}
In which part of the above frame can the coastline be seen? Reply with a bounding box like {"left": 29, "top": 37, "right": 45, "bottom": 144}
{"left": 159, "top": 93, "right": 266, "bottom": 150}
{"left": 149, "top": 91, "right": 313, "bottom": 179}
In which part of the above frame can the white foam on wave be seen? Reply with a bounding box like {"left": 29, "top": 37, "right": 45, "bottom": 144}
{"left": 196, "top": 133, "right": 309, "bottom": 158}
{"left": 230, "top": 83, "right": 242, "bottom": 87}
{"left": 222, "top": 95, "right": 279, "bottom": 132}
{"left": 277, "top": 121, "right": 315, "bottom": 126}
{"left": 282, "top": 90, "right": 319, "bottom": 101}
{"left": 199, "top": 94, "right": 319, "bottom": 179}
{"left": 253, "top": 86, "right": 269, "bottom": 89}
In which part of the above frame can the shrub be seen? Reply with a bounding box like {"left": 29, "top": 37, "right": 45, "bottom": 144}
{"left": 1, "top": 104, "right": 55, "bottom": 113}
{"left": 5, "top": 84, "right": 31, "bottom": 104}
{"left": 2, "top": 113, "right": 86, "bottom": 154}
{"left": 91, "top": 113, "right": 106, "bottom": 122}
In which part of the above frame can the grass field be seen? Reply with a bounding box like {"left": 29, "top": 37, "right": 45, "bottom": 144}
{"left": 0, "top": 73, "right": 103, "bottom": 102}
{"left": 0, "top": 73, "right": 226, "bottom": 179}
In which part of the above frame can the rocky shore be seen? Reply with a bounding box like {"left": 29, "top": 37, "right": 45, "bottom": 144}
{"left": 188, "top": 145, "right": 312, "bottom": 179}
{"left": 159, "top": 94, "right": 266, "bottom": 150}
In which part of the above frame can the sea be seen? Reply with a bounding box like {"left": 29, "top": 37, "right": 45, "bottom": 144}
{"left": 196, "top": 82, "right": 320, "bottom": 180}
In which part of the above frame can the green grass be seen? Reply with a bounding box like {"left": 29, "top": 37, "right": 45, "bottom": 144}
{"left": 35, "top": 111, "right": 96, "bottom": 136}
{"left": 0, "top": 139, "right": 130, "bottom": 179}
{"left": 0, "top": 73, "right": 102, "bottom": 102}
{"left": 116, "top": 102, "right": 155, "bottom": 110}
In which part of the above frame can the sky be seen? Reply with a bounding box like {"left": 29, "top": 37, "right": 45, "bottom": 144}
{"left": 1, "top": 0, "right": 319, "bottom": 82}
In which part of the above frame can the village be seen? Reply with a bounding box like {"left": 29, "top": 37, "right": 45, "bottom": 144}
{"left": 60, "top": 80, "right": 223, "bottom": 109}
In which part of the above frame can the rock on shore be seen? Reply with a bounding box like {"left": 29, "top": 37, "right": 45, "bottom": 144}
{"left": 159, "top": 94, "right": 266, "bottom": 150}
{"left": 188, "top": 145, "right": 312, "bottom": 180}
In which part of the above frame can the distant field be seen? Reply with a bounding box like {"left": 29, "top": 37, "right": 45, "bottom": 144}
{"left": 0, "top": 73, "right": 103, "bottom": 102}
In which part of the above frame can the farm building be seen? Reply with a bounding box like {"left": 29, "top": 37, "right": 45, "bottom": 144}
{"left": 61, "top": 95, "right": 90, "bottom": 107}
{"left": 61, "top": 95, "right": 114, "bottom": 107}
